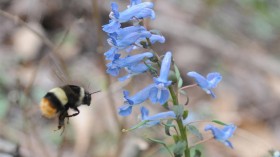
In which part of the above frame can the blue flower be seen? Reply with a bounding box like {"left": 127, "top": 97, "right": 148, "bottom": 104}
{"left": 102, "top": 3, "right": 121, "bottom": 33}
{"left": 105, "top": 26, "right": 152, "bottom": 60}
{"left": 149, "top": 52, "right": 172, "bottom": 105}
{"left": 204, "top": 124, "right": 236, "bottom": 149}
{"left": 106, "top": 52, "right": 153, "bottom": 76}
{"left": 118, "top": 62, "right": 150, "bottom": 82}
{"left": 118, "top": 85, "right": 154, "bottom": 116}
{"left": 112, "top": 30, "right": 151, "bottom": 49}
{"left": 104, "top": 47, "right": 118, "bottom": 60}
{"left": 102, "top": 2, "right": 155, "bottom": 33}
{"left": 140, "top": 106, "right": 176, "bottom": 127}
{"left": 149, "top": 34, "right": 165, "bottom": 44}
{"left": 112, "top": 26, "right": 146, "bottom": 38}
{"left": 187, "top": 71, "right": 222, "bottom": 98}
{"left": 125, "top": 34, "right": 166, "bottom": 53}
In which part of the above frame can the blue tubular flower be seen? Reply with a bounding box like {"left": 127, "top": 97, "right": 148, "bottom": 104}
{"left": 149, "top": 52, "right": 172, "bottom": 105}
{"left": 149, "top": 34, "right": 165, "bottom": 44}
{"left": 117, "top": 52, "right": 153, "bottom": 67}
{"left": 102, "top": 2, "right": 155, "bottom": 33}
{"left": 140, "top": 106, "right": 176, "bottom": 127}
{"left": 113, "top": 26, "right": 146, "bottom": 39}
{"left": 106, "top": 52, "right": 153, "bottom": 76}
{"left": 205, "top": 124, "right": 237, "bottom": 149}
{"left": 102, "top": 3, "right": 121, "bottom": 33}
{"left": 104, "top": 47, "right": 118, "bottom": 60}
{"left": 118, "top": 63, "right": 149, "bottom": 82}
{"left": 105, "top": 26, "right": 150, "bottom": 60}
{"left": 124, "top": 34, "right": 166, "bottom": 53}
{"left": 119, "top": 2, "right": 155, "bottom": 22}
{"left": 115, "top": 30, "right": 151, "bottom": 48}
{"left": 119, "top": 85, "right": 153, "bottom": 116}
{"left": 187, "top": 71, "right": 222, "bottom": 98}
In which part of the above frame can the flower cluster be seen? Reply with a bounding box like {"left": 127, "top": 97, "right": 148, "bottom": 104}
{"left": 103, "top": 0, "right": 236, "bottom": 154}
{"left": 103, "top": 0, "right": 165, "bottom": 82}
{"left": 118, "top": 51, "right": 172, "bottom": 116}
{"left": 103, "top": 0, "right": 171, "bottom": 116}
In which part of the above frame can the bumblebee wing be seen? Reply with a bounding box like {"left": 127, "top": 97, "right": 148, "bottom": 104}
{"left": 46, "top": 54, "right": 71, "bottom": 85}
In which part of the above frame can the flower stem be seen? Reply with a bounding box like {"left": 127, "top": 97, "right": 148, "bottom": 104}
{"left": 180, "top": 84, "right": 198, "bottom": 90}
{"left": 168, "top": 86, "right": 191, "bottom": 157}
{"left": 189, "top": 136, "right": 214, "bottom": 148}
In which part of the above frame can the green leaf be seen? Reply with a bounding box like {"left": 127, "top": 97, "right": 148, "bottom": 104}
{"left": 174, "top": 64, "right": 181, "bottom": 79}
{"left": 172, "top": 135, "right": 179, "bottom": 143}
{"left": 184, "top": 96, "right": 190, "bottom": 106}
{"left": 164, "top": 119, "right": 175, "bottom": 136}
{"left": 173, "top": 141, "right": 187, "bottom": 157}
{"left": 174, "top": 65, "right": 184, "bottom": 88}
{"left": 178, "top": 78, "right": 183, "bottom": 88}
{"left": 193, "top": 149, "right": 202, "bottom": 157}
{"left": 172, "top": 105, "right": 184, "bottom": 117}
{"left": 186, "top": 125, "right": 203, "bottom": 140}
{"left": 182, "top": 110, "right": 189, "bottom": 119}
{"left": 147, "top": 138, "right": 173, "bottom": 157}
{"left": 212, "top": 120, "right": 228, "bottom": 126}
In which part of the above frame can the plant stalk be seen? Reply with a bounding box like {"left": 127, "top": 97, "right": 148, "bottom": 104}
{"left": 169, "top": 86, "right": 191, "bottom": 157}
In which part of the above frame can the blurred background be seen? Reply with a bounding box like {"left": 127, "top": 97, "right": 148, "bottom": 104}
{"left": 0, "top": 0, "right": 279, "bottom": 157}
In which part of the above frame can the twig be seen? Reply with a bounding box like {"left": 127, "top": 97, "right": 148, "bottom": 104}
{"left": 180, "top": 84, "right": 198, "bottom": 90}
{"left": 91, "top": 0, "right": 124, "bottom": 157}
{"left": 184, "top": 120, "right": 211, "bottom": 125}
{"left": 0, "top": 9, "right": 77, "bottom": 157}
{"left": 0, "top": 10, "right": 54, "bottom": 49}
{"left": 0, "top": 9, "right": 69, "bottom": 77}
{"left": 189, "top": 136, "right": 213, "bottom": 148}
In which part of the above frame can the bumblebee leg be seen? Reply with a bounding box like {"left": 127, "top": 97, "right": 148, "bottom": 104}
{"left": 66, "top": 107, "right": 80, "bottom": 117}
{"left": 57, "top": 111, "right": 68, "bottom": 130}
{"left": 66, "top": 116, "right": 70, "bottom": 124}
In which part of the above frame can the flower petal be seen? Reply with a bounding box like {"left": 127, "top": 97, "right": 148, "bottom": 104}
{"left": 204, "top": 124, "right": 236, "bottom": 149}
{"left": 156, "top": 52, "right": 172, "bottom": 84}
{"left": 207, "top": 72, "right": 222, "bottom": 88}
{"left": 140, "top": 106, "right": 149, "bottom": 120}
{"left": 149, "top": 86, "right": 169, "bottom": 105}
{"left": 118, "top": 105, "right": 133, "bottom": 116}
{"left": 102, "top": 20, "right": 121, "bottom": 33}
{"left": 187, "top": 71, "right": 208, "bottom": 88}
{"left": 104, "top": 47, "right": 118, "bottom": 60}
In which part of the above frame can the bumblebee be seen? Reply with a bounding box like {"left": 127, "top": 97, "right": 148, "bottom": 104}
{"left": 40, "top": 85, "right": 100, "bottom": 130}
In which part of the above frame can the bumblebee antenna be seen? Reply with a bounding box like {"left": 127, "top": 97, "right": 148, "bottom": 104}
{"left": 90, "top": 90, "right": 101, "bottom": 95}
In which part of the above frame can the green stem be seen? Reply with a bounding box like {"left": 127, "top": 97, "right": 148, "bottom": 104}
{"left": 146, "top": 37, "right": 190, "bottom": 156}
{"left": 169, "top": 86, "right": 191, "bottom": 157}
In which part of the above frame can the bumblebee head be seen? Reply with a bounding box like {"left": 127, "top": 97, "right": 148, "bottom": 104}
{"left": 83, "top": 92, "right": 92, "bottom": 106}
{"left": 83, "top": 90, "right": 100, "bottom": 106}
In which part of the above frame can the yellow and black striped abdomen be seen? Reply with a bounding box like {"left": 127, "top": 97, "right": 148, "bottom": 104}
{"left": 40, "top": 88, "right": 68, "bottom": 118}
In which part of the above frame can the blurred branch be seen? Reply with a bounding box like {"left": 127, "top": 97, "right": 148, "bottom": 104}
{"left": 91, "top": 1, "right": 124, "bottom": 156}
{"left": 91, "top": 0, "right": 121, "bottom": 136}
{"left": 0, "top": 10, "right": 54, "bottom": 50}
{"left": 0, "top": 9, "right": 69, "bottom": 77}
{"left": 189, "top": 136, "right": 213, "bottom": 148}
{"left": 0, "top": 9, "right": 72, "bottom": 157}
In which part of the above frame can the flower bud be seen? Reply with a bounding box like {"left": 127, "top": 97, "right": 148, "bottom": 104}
{"left": 168, "top": 70, "right": 177, "bottom": 84}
